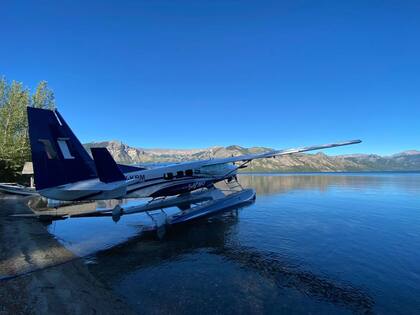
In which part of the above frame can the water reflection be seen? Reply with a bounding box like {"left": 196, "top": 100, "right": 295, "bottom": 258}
{"left": 31, "top": 197, "right": 151, "bottom": 218}
{"left": 239, "top": 173, "right": 420, "bottom": 195}
{"left": 31, "top": 173, "right": 420, "bottom": 218}
{"left": 89, "top": 214, "right": 374, "bottom": 314}
{"left": 40, "top": 173, "right": 420, "bottom": 314}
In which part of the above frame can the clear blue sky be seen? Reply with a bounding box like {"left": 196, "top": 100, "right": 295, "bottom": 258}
{"left": 1, "top": 1, "right": 419, "bottom": 155}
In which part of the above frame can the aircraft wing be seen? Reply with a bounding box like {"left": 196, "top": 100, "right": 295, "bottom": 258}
{"left": 202, "top": 139, "right": 362, "bottom": 166}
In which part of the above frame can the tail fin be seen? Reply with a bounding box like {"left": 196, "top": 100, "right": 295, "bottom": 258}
{"left": 27, "top": 107, "right": 97, "bottom": 190}
{"left": 91, "top": 147, "right": 125, "bottom": 183}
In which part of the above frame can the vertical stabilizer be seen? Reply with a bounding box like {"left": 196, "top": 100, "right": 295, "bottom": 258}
{"left": 91, "top": 147, "right": 126, "bottom": 183}
{"left": 27, "top": 107, "right": 97, "bottom": 190}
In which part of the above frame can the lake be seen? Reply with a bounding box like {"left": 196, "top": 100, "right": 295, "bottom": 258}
{"left": 47, "top": 173, "right": 420, "bottom": 314}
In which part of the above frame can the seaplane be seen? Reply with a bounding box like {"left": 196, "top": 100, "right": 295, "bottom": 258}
{"left": 27, "top": 107, "right": 361, "bottom": 225}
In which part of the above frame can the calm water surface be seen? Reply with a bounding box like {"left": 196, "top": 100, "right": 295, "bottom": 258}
{"left": 49, "top": 173, "right": 420, "bottom": 314}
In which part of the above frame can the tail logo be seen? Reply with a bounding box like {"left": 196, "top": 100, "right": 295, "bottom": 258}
{"left": 38, "top": 138, "right": 75, "bottom": 160}
{"left": 38, "top": 139, "right": 58, "bottom": 160}
{"left": 57, "top": 138, "right": 75, "bottom": 159}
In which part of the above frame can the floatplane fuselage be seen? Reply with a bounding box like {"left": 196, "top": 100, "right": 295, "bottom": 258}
{"left": 39, "top": 160, "right": 237, "bottom": 201}
{"left": 27, "top": 107, "right": 361, "bottom": 202}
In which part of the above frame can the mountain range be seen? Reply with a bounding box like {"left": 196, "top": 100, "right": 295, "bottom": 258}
{"left": 84, "top": 140, "right": 420, "bottom": 172}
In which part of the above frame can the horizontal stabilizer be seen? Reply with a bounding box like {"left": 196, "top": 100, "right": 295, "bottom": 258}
{"left": 117, "top": 163, "right": 146, "bottom": 172}
{"left": 91, "top": 147, "right": 126, "bottom": 183}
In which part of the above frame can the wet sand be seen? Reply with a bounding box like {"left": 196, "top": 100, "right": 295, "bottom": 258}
{"left": 0, "top": 194, "right": 135, "bottom": 315}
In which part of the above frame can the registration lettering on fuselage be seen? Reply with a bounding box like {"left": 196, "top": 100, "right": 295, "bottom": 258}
{"left": 187, "top": 181, "right": 206, "bottom": 190}
{"left": 126, "top": 174, "right": 146, "bottom": 182}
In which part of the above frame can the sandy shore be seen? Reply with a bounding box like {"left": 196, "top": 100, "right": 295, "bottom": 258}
{"left": 0, "top": 194, "right": 135, "bottom": 315}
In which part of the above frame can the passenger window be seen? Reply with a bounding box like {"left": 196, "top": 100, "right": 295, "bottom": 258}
{"left": 185, "top": 169, "right": 193, "bottom": 176}
{"left": 164, "top": 173, "right": 173, "bottom": 180}
{"left": 177, "top": 171, "right": 184, "bottom": 178}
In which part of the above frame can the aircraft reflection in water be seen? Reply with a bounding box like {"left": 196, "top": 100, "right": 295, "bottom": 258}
{"left": 87, "top": 214, "right": 374, "bottom": 315}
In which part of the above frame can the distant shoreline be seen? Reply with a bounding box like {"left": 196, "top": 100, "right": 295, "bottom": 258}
{"left": 239, "top": 170, "right": 420, "bottom": 175}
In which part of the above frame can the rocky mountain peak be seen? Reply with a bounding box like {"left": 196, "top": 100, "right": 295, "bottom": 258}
{"left": 83, "top": 140, "right": 420, "bottom": 172}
